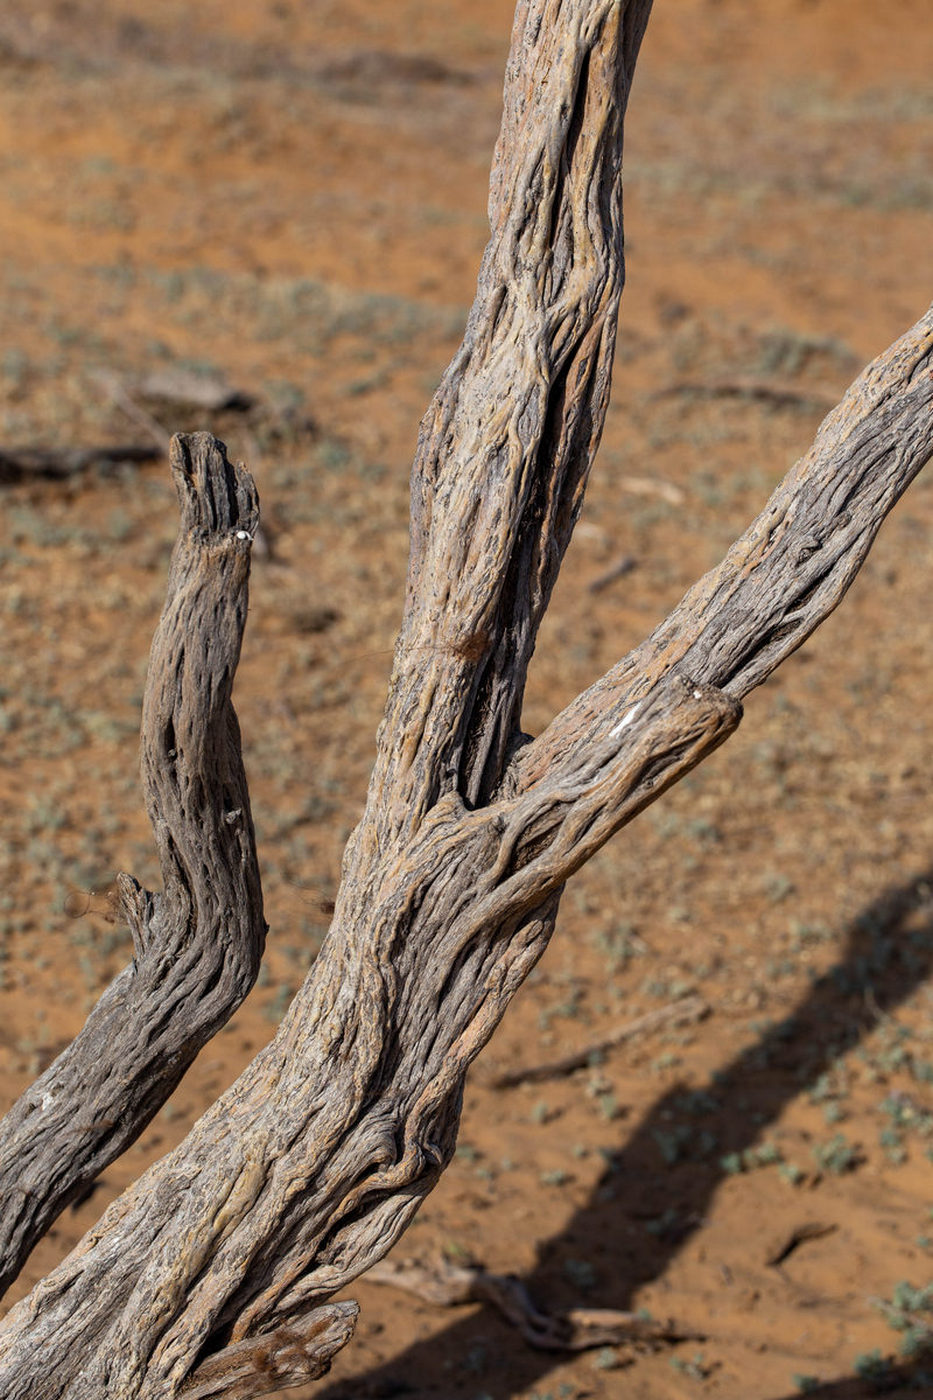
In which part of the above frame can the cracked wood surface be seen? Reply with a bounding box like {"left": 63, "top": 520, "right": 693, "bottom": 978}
{"left": 0, "top": 0, "right": 931, "bottom": 1394}
{"left": 517, "top": 302, "right": 933, "bottom": 785}
{"left": 0, "top": 433, "right": 266, "bottom": 1297}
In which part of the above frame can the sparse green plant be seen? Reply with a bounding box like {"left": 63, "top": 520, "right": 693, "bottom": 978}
{"left": 721, "top": 1141, "right": 784, "bottom": 1175}
{"left": 874, "top": 1281, "right": 933, "bottom": 1358}
{"left": 670, "top": 1350, "right": 715, "bottom": 1380}
{"left": 645, "top": 1206, "right": 681, "bottom": 1238}
{"left": 591, "top": 1347, "right": 622, "bottom": 1371}
{"left": 0, "top": 5, "right": 930, "bottom": 1396}
{"left": 442, "top": 1239, "right": 473, "bottom": 1265}
{"left": 811, "top": 1133, "right": 860, "bottom": 1175}
{"left": 653, "top": 1124, "right": 694, "bottom": 1165}
{"left": 763, "top": 871, "right": 796, "bottom": 903}
{"left": 596, "top": 1091, "right": 622, "bottom": 1121}
{"left": 563, "top": 1258, "right": 597, "bottom": 1291}
{"left": 853, "top": 1348, "right": 895, "bottom": 1387}
{"left": 591, "top": 921, "right": 644, "bottom": 971}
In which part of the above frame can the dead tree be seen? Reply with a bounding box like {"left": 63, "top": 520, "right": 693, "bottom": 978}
{"left": 0, "top": 0, "right": 930, "bottom": 1395}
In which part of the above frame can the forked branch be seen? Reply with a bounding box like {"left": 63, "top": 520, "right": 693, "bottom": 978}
{"left": 517, "top": 302, "right": 933, "bottom": 784}
{"left": 0, "top": 0, "right": 930, "bottom": 1395}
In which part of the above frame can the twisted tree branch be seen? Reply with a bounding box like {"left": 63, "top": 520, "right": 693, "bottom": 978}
{"left": 0, "top": 0, "right": 930, "bottom": 1395}
{"left": 0, "top": 434, "right": 265, "bottom": 1295}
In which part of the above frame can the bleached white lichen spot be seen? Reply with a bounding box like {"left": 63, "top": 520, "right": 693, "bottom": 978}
{"left": 610, "top": 701, "right": 641, "bottom": 738}
{"left": 693, "top": 689, "right": 702, "bottom": 699}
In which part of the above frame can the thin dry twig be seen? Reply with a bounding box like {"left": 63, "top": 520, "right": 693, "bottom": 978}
{"left": 486, "top": 995, "right": 710, "bottom": 1088}
{"left": 0, "top": 0, "right": 929, "bottom": 1392}
{"left": 0, "top": 443, "right": 161, "bottom": 483}
{"left": 91, "top": 369, "right": 174, "bottom": 454}
{"left": 652, "top": 377, "right": 836, "bottom": 412}
{"left": 366, "top": 1258, "right": 701, "bottom": 1353}
{"left": 588, "top": 554, "right": 638, "bottom": 592}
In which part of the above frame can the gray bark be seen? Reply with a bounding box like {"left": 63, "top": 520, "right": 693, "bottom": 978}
{"left": 0, "top": 0, "right": 930, "bottom": 1396}
{"left": 0, "top": 434, "right": 266, "bottom": 1296}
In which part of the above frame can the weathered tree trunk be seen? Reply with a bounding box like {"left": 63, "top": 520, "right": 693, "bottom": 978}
{"left": 0, "top": 0, "right": 930, "bottom": 1396}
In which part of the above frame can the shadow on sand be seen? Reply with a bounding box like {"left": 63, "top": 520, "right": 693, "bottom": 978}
{"left": 317, "top": 869, "right": 933, "bottom": 1400}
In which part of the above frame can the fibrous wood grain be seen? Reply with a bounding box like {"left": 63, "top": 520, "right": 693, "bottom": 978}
{"left": 0, "top": 0, "right": 930, "bottom": 1394}
{"left": 517, "top": 301, "right": 933, "bottom": 785}
{"left": 0, "top": 433, "right": 266, "bottom": 1295}
{"left": 392, "top": 0, "right": 655, "bottom": 817}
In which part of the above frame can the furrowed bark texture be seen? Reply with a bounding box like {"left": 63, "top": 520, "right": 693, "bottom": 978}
{"left": 518, "top": 302, "right": 933, "bottom": 785}
{"left": 0, "top": 433, "right": 266, "bottom": 1295}
{"left": 0, "top": 0, "right": 931, "bottom": 1394}
{"left": 391, "top": 0, "right": 653, "bottom": 817}
{"left": 0, "top": 5, "right": 655, "bottom": 1394}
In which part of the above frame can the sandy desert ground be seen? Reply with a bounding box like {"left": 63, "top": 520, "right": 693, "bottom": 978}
{"left": 1, "top": 1, "right": 932, "bottom": 1396}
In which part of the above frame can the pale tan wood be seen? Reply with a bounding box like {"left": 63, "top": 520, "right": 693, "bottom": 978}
{"left": 0, "top": 0, "right": 930, "bottom": 1395}
{"left": 0, "top": 434, "right": 266, "bottom": 1296}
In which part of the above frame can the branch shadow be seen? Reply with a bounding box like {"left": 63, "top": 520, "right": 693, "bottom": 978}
{"left": 768, "top": 1351, "right": 933, "bottom": 1400}
{"left": 317, "top": 869, "right": 933, "bottom": 1399}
